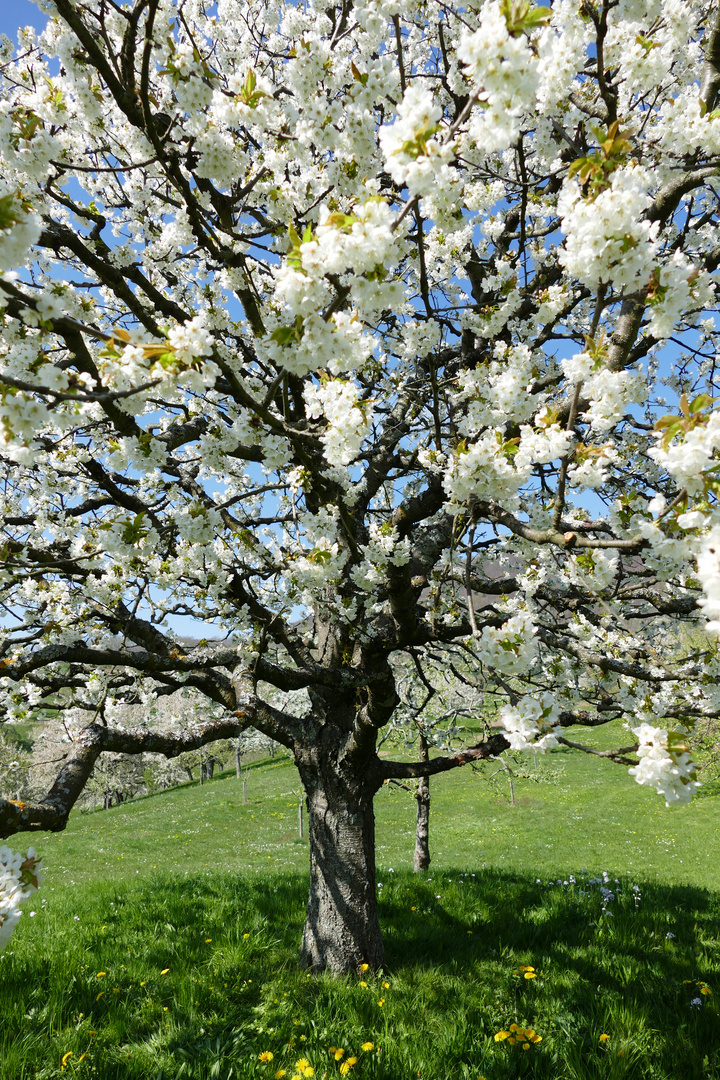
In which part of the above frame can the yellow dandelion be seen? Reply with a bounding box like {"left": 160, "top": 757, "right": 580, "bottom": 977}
{"left": 96, "top": 971, "right": 106, "bottom": 977}
{"left": 701, "top": 987, "right": 712, "bottom": 995}
{"left": 275, "top": 1072, "right": 287, "bottom": 1079}
{"left": 339, "top": 1065, "right": 351, "bottom": 1077}
{"left": 61, "top": 1052, "right": 73, "bottom": 1069}
{"left": 160, "top": 968, "right": 170, "bottom": 975}
{"left": 377, "top": 998, "right": 385, "bottom": 1006}
{"left": 334, "top": 1048, "right": 345, "bottom": 1060}
{"left": 382, "top": 981, "right": 389, "bottom": 989}
{"left": 258, "top": 1051, "right": 274, "bottom": 1062}
{"left": 243, "top": 933, "right": 251, "bottom": 939}
{"left": 303, "top": 1069, "right": 314, "bottom": 1078}
{"left": 96, "top": 991, "right": 104, "bottom": 1001}
{"left": 346, "top": 1057, "right": 357, "bottom": 1066}
{"left": 328, "top": 1047, "right": 336, "bottom": 1055}
{"left": 295, "top": 1059, "right": 309, "bottom": 1071}
{"left": 494, "top": 1031, "right": 510, "bottom": 1042}
{"left": 77, "top": 1054, "right": 87, "bottom": 1062}
{"left": 522, "top": 1043, "right": 531, "bottom": 1050}
{"left": 359, "top": 981, "right": 368, "bottom": 988}
{"left": 205, "top": 938, "right": 212, "bottom": 943}
{"left": 524, "top": 971, "right": 537, "bottom": 980}
{"left": 509, "top": 1024, "right": 519, "bottom": 1032}
{"left": 359, "top": 963, "right": 369, "bottom": 972}
{"left": 508, "top": 1037, "right": 516, "bottom": 1045}
{"left": 411, "top": 906, "right": 416, "bottom": 911}
{"left": 361, "top": 1042, "right": 374, "bottom": 1052}
{"left": 599, "top": 1034, "right": 610, "bottom": 1042}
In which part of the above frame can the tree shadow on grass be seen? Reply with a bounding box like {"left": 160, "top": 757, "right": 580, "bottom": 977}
{"left": 380, "top": 866, "right": 720, "bottom": 1078}
{"left": 2, "top": 868, "right": 719, "bottom": 1080}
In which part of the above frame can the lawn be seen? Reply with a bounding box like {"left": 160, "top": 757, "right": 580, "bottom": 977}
{"left": 2, "top": 723, "right": 719, "bottom": 1079}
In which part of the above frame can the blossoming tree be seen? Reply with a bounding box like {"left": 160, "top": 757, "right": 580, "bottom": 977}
{"left": 2, "top": 0, "right": 720, "bottom": 971}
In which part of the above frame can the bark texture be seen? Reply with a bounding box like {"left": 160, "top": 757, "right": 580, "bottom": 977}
{"left": 300, "top": 780, "right": 384, "bottom": 973}
{"left": 414, "top": 774, "right": 431, "bottom": 873}
{"left": 413, "top": 730, "right": 431, "bottom": 872}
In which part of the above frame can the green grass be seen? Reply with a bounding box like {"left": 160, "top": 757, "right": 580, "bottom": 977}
{"left": 2, "top": 724, "right": 719, "bottom": 1079}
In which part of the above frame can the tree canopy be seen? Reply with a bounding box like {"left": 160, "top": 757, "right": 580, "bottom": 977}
{"left": 2, "top": 0, "right": 720, "bottom": 970}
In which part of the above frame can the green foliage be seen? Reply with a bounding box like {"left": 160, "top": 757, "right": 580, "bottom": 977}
{"left": 500, "top": 0, "right": 552, "bottom": 37}
{"left": 568, "top": 120, "right": 634, "bottom": 197}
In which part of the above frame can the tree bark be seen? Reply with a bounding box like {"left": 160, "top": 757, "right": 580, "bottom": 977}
{"left": 296, "top": 749, "right": 385, "bottom": 973}
{"left": 414, "top": 777, "right": 431, "bottom": 872}
{"left": 414, "top": 731, "right": 431, "bottom": 873}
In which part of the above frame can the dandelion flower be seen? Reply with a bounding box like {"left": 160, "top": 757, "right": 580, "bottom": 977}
{"left": 599, "top": 1034, "right": 610, "bottom": 1043}
{"left": 359, "top": 963, "right": 369, "bottom": 971}
{"left": 61, "top": 1052, "right": 73, "bottom": 1069}
{"left": 96, "top": 971, "right": 106, "bottom": 977}
{"left": 359, "top": 981, "right": 368, "bottom": 988}
{"left": 259, "top": 1051, "right": 274, "bottom": 1062}
{"left": 346, "top": 1057, "right": 357, "bottom": 1066}
{"left": 382, "top": 981, "right": 389, "bottom": 989}
{"left": 377, "top": 998, "right": 385, "bottom": 1006}
{"left": 275, "top": 1072, "right": 287, "bottom": 1079}
{"left": 494, "top": 1031, "right": 510, "bottom": 1042}
{"left": 295, "top": 1060, "right": 309, "bottom": 1071}
{"left": 361, "top": 1042, "right": 374, "bottom": 1052}
{"left": 160, "top": 968, "right": 170, "bottom": 975}
{"left": 334, "top": 1049, "right": 345, "bottom": 1060}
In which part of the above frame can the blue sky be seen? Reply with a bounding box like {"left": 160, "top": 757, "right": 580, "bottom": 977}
{"left": 0, "top": 1, "right": 48, "bottom": 40}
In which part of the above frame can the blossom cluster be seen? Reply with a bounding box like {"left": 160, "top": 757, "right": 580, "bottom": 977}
{"left": 0, "top": 845, "right": 43, "bottom": 952}
{"left": 628, "top": 724, "right": 701, "bottom": 806}
{"left": 498, "top": 692, "right": 563, "bottom": 752}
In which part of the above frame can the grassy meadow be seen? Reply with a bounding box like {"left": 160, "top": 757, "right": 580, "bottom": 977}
{"left": 1, "top": 720, "right": 719, "bottom": 1079}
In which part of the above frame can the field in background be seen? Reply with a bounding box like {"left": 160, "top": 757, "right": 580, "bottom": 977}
{"left": 1, "top": 721, "right": 719, "bottom": 1079}
{"left": 28, "top": 719, "right": 720, "bottom": 892}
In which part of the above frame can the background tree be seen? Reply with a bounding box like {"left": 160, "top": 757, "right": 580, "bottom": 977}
{"left": 2, "top": 0, "right": 720, "bottom": 972}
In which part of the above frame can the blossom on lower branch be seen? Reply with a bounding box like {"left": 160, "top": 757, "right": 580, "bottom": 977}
{"left": 628, "top": 724, "right": 701, "bottom": 806}
{"left": 497, "top": 692, "right": 563, "bottom": 751}
{"left": 0, "top": 845, "right": 43, "bottom": 952}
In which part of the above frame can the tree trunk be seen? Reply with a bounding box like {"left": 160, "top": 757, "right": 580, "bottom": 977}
{"left": 184, "top": 767, "right": 194, "bottom": 782}
{"left": 235, "top": 743, "right": 241, "bottom": 777}
{"left": 297, "top": 761, "right": 385, "bottom": 974}
{"left": 207, "top": 757, "right": 215, "bottom": 780}
{"left": 414, "top": 731, "right": 431, "bottom": 873}
{"left": 414, "top": 774, "right": 431, "bottom": 872}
